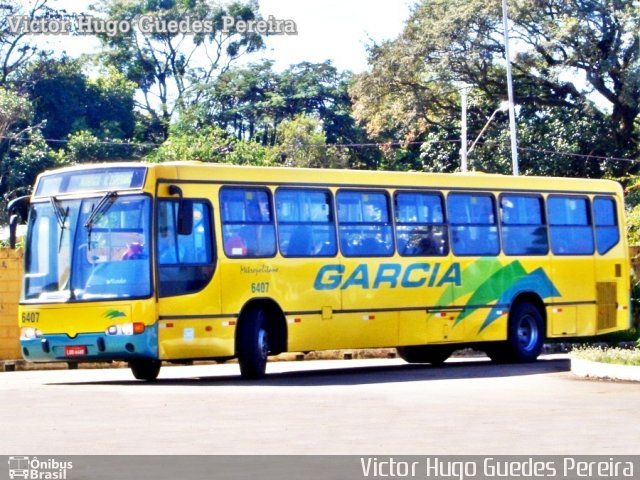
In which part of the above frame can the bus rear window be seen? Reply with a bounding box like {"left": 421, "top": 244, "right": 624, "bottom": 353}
{"left": 593, "top": 196, "right": 619, "bottom": 254}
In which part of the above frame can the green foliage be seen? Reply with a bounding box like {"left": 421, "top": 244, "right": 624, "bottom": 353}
{"left": 0, "top": 129, "right": 62, "bottom": 223}
{"left": 631, "top": 276, "right": 640, "bottom": 330}
{"left": 0, "top": 0, "right": 56, "bottom": 84}
{"left": 571, "top": 346, "right": 640, "bottom": 366}
{"left": 187, "top": 60, "right": 380, "bottom": 168}
{"left": 94, "top": 0, "right": 265, "bottom": 137}
{"left": 22, "top": 57, "right": 137, "bottom": 144}
{"left": 0, "top": 86, "right": 32, "bottom": 137}
{"left": 275, "top": 115, "right": 349, "bottom": 169}
{"left": 621, "top": 175, "right": 640, "bottom": 246}
{"left": 351, "top": 0, "right": 640, "bottom": 175}
{"left": 65, "top": 130, "right": 148, "bottom": 163}
{"left": 147, "top": 125, "right": 277, "bottom": 165}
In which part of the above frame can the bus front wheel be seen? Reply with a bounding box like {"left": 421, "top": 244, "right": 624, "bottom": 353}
{"left": 237, "top": 309, "right": 269, "bottom": 379}
{"left": 486, "top": 302, "right": 544, "bottom": 363}
{"left": 396, "top": 345, "right": 453, "bottom": 365}
{"left": 129, "top": 359, "right": 161, "bottom": 381}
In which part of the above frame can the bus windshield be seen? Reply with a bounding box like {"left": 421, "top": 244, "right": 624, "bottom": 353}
{"left": 23, "top": 195, "right": 152, "bottom": 302}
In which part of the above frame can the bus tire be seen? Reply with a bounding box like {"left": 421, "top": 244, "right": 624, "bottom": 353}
{"left": 237, "top": 309, "right": 269, "bottom": 379}
{"left": 396, "top": 345, "right": 453, "bottom": 365}
{"left": 129, "top": 359, "right": 161, "bottom": 381}
{"left": 487, "top": 302, "right": 544, "bottom": 363}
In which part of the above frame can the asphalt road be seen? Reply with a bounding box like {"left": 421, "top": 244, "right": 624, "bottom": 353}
{"left": 1, "top": 355, "right": 639, "bottom": 455}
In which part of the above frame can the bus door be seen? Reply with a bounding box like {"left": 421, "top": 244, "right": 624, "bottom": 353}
{"left": 155, "top": 183, "right": 224, "bottom": 360}
{"left": 547, "top": 195, "right": 596, "bottom": 336}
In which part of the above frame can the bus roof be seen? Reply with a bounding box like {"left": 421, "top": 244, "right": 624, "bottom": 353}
{"left": 32, "top": 161, "right": 622, "bottom": 198}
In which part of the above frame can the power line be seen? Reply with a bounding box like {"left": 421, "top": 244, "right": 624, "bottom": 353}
{"left": 517, "top": 147, "right": 637, "bottom": 164}
{"left": 0, "top": 134, "right": 637, "bottom": 164}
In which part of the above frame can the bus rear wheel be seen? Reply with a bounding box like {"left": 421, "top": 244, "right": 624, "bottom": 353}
{"left": 129, "top": 359, "right": 161, "bottom": 381}
{"left": 486, "top": 302, "right": 544, "bottom": 363}
{"left": 237, "top": 309, "right": 269, "bottom": 379}
{"left": 396, "top": 345, "right": 453, "bottom": 365}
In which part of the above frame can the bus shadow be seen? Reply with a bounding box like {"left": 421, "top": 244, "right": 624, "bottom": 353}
{"left": 49, "top": 357, "right": 570, "bottom": 387}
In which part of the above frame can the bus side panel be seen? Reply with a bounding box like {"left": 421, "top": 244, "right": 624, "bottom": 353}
{"left": 450, "top": 256, "right": 554, "bottom": 343}
{"left": 548, "top": 255, "right": 595, "bottom": 337}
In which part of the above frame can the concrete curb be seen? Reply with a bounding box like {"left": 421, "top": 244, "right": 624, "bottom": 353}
{"left": 571, "top": 357, "right": 640, "bottom": 382}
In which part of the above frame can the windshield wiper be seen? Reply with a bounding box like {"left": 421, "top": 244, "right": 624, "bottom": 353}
{"left": 49, "top": 196, "right": 75, "bottom": 300}
{"left": 84, "top": 191, "right": 118, "bottom": 249}
{"left": 50, "top": 196, "right": 69, "bottom": 252}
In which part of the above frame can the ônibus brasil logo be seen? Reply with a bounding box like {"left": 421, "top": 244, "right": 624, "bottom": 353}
{"left": 8, "top": 457, "right": 73, "bottom": 480}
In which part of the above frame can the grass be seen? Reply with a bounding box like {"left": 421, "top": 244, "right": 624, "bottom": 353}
{"left": 571, "top": 345, "right": 640, "bottom": 366}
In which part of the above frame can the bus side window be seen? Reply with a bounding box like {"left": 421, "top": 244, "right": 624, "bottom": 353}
{"left": 337, "top": 190, "right": 393, "bottom": 257}
{"left": 447, "top": 193, "right": 499, "bottom": 256}
{"left": 548, "top": 196, "right": 594, "bottom": 255}
{"left": 500, "top": 195, "right": 548, "bottom": 255}
{"left": 395, "top": 191, "right": 448, "bottom": 256}
{"left": 275, "top": 188, "right": 337, "bottom": 257}
{"left": 220, "top": 187, "right": 276, "bottom": 258}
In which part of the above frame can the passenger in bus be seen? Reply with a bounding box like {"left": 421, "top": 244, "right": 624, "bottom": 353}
{"left": 286, "top": 226, "right": 313, "bottom": 256}
{"left": 158, "top": 226, "right": 184, "bottom": 264}
{"left": 121, "top": 241, "right": 145, "bottom": 260}
{"left": 225, "top": 234, "right": 248, "bottom": 256}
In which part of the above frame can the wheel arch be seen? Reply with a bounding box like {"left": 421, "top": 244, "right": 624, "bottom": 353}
{"left": 236, "top": 298, "right": 287, "bottom": 355}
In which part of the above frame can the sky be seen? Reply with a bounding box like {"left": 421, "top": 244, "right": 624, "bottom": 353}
{"left": 36, "top": 0, "right": 414, "bottom": 73}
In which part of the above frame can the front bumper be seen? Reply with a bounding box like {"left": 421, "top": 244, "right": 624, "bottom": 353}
{"left": 21, "top": 326, "right": 158, "bottom": 362}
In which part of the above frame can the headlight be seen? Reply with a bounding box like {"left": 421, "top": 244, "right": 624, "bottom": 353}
{"left": 105, "top": 322, "right": 145, "bottom": 336}
{"left": 21, "top": 327, "right": 43, "bottom": 340}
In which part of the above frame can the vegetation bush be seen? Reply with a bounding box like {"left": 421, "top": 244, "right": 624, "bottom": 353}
{"left": 571, "top": 346, "right": 640, "bottom": 366}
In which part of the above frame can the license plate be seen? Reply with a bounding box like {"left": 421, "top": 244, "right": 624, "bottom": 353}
{"left": 64, "top": 345, "right": 87, "bottom": 357}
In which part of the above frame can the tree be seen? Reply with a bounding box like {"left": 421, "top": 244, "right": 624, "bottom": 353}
{"left": 22, "top": 56, "right": 138, "bottom": 151}
{"left": 0, "top": 87, "right": 60, "bottom": 220}
{"left": 276, "top": 115, "right": 349, "bottom": 169}
{"left": 351, "top": 0, "right": 640, "bottom": 175}
{"left": 147, "top": 123, "right": 277, "bottom": 165}
{"left": 186, "top": 60, "right": 381, "bottom": 168}
{"left": 64, "top": 130, "right": 147, "bottom": 163}
{"left": 93, "top": 0, "right": 265, "bottom": 139}
{"left": 0, "top": 0, "right": 58, "bottom": 84}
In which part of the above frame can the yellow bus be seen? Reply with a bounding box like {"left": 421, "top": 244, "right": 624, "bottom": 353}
{"left": 9, "top": 162, "right": 630, "bottom": 380}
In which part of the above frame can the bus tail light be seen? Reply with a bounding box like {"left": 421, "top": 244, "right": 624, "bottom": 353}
{"left": 20, "top": 327, "right": 43, "bottom": 340}
{"left": 105, "top": 322, "right": 145, "bottom": 336}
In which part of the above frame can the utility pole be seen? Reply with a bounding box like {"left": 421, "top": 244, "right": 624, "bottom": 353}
{"left": 501, "top": 0, "right": 519, "bottom": 176}
{"left": 460, "top": 86, "right": 468, "bottom": 172}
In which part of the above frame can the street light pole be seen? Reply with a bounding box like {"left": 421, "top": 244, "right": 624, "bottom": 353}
{"left": 467, "top": 101, "right": 510, "bottom": 156}
{"left": 501, "top": 0, "right": 519, "bottom": 176}
{"left": 460, "top": 86, "right": 468, "bottom": 172}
